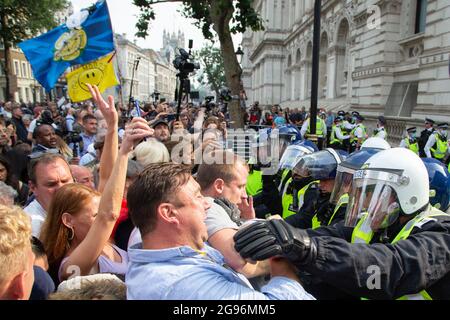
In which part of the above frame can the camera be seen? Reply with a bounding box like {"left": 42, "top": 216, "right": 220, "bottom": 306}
{"left": 203, "top": 96, "right": 216, "bottom": 112}
{"left": 173, "top": 48, "right": 200, "bottom": 76}
{"left": 66, "top": 131, "right": 83, "bottom": 157}
{"left": 36, "top": 110, "right": 54, "bottom": 126}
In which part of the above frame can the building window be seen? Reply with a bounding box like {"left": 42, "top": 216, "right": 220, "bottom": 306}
{"left": 22, "top": 62, "right": 27, "bottom": 78}
{"left": 415, "top": 0, "right": 427, "bottom": 34}
{"left": 14, "top": 61, "right": 20, "bottom": 76}
{"left": 25, "top": 87, "right": 29, "bottom": 102}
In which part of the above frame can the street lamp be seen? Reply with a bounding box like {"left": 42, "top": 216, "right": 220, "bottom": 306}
{"left": 235, "top": 46, "right": 246, "bottom": 109}
{"left": 30, "top": 83, "right": 36, "bottom": 104}
{"left": 128, "top": 56, "right": 141, "bottom": 116}
{"left": 151, "top": 89, "right": 160, "bottom": 106}
{"left": 235, "top": 46, "right": 244, "bottom": 65}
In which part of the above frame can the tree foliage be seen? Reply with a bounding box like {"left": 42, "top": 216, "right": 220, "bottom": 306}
{"left": 133, "top": 0, "right": 264, "bottom": 128}
{"left": 0, "top": 0, "right": 68, "bottom": 46}
{"left": 134, "top": 0, "right": 264, "bottom": 40}
{"left": 194, "top": 44, "right": 226, "bottom": 98}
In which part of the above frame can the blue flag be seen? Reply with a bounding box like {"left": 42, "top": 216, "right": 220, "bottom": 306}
{"left": 19, "top": 0, "right": 114, "bottom": 91}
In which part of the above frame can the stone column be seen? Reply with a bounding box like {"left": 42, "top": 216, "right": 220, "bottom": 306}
{"left": 300, "top": 61, "right": 307, "bottom": 101}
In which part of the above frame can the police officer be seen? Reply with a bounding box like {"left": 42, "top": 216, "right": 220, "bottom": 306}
{"left": 324, "top": 138, "right": 392, "bottom": 230}
{"left": 399, "top": 127, "right": 419, "bottom": 155}
{"left": 329, "top": 116, "right": 350, "bottom": 151}
{"left": 301, "top": 114, "right": 327, "bottom": 150}
{"left": 349, "top": 114, "right": 367, "bottom": 153}
{"left": 276, "top": 141, "right": 318, "bottom": 219}
{"left": 419, "top": 118, "right": 435, "bottom": 158}
{"left": 422, "top": 158, "right": 450, "bottom": 212}
{"left": 234, "top": 148, "right": 450, "bottom": 299}
{"left": 285, "top": 148, "right": 347, "bottom": 229}
{"left": 424, "top": 122, "right": 449, "bottom": 164}
{"left": 252, "top": 125, "right": 305, "bottom": 217}
{"left": 373, "top": 116, "right": 387, "bottom": 140}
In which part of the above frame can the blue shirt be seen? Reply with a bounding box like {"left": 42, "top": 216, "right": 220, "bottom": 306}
{"left": 126, "top": 243, "right": 315, "bottom": 300}
{"left": 80, "top": 132, "right": 96, "bottom": 157}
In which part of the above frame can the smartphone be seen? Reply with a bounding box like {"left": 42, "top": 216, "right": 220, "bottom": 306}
{"left": 166, "top": 113, "right": 177, "bottom": 122}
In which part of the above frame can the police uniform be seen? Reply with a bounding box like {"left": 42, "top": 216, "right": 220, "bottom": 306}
{"left": 419, "top": 118, "right": 435, "bottom": 158}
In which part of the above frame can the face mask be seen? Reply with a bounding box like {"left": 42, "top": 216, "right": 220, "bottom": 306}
{"left": 292, "top": 176, "right": 314, "bottom": 190}
{"left": 440, "top": 130, "right": 447, "bottom": 138}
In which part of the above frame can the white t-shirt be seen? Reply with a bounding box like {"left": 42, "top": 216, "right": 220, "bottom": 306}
{"left": 24, "top": 199, "right": 47, "bottom": 237}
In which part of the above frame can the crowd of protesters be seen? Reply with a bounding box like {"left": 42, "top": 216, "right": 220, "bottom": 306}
{"left": 1, "top": 85, "right": 450, "bottom": 301}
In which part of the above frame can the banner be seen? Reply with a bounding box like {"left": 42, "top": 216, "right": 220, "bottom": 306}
{"left": 66, "top": 52, "right": 118, "bottom": 102}
{"left": 19, "top": 0, "right": 114, "bottom": 91}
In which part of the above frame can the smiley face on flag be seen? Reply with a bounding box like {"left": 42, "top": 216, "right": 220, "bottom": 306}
{"left": 66, "top": 52, "right": 118, "bottom": 102}
{"left": 78, "top": 68, "right": 104, "bottom": 91}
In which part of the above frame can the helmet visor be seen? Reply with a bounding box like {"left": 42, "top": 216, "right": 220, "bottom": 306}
{"left": 330, "top": 166, "right": 354, "bottom": 205}
{"left": 292, "top": 150, "right": 338, "bottom": 180}
{"left": 345, "top": 171, "right": 401, "bottom": 232}
{"left": 279, "top": 145, "right": 312, "bottom": 170}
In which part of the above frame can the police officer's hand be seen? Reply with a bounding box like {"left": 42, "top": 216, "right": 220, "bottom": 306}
{"left": 233, "top": 219, "right": 315, "bottom": 265}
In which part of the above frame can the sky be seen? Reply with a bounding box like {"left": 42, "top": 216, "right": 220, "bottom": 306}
{"left": 70, "top": 0, "right": 242, "bottom": 52}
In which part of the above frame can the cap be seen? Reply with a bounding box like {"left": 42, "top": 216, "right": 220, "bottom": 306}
{"left": 437, "top": 122, "right": 448, "bottom": 129}
{"left": 351, "top": 111, "right": 360, "bottom": 116}
{"left": 355, "top": 114, "right": 364, "bottom": 121}
{"left": 425, "top": 118, "right": 435, "bottom": 125}
{"left": 337, "top": 111, "right": 345, "bottom": 116}
{"left": 151, "top": 119, "right": 169, "bottom": 129}
{"left": 406, "top": 127, "right": 417, "bottom": 133}
{"left": 378, "top": 116, "right": 386, "bottom": 125}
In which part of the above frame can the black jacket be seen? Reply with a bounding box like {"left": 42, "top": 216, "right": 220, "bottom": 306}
{"left": 302, "top": 214, "right": 450, "bottom": 299}
{"left": 419, "top": 128, "right": 435, "bottom": 158}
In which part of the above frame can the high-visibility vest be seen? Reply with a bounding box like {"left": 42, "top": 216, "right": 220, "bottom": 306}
{"left": 430, "top": 133, "right": 448, "bottom": 160}
{"left": 350, "top": 124, "right": 367, "bottom": 144}
{"left": 311, "top": 193, "right": 349, "bottom": 229}
{"left": 404, "top": 138, "right": 419, "bottom": 155}
{"left": 351, "top": 206, "right": 448, "bottom": 300}
{"left": 246, "top": 169, "right": 263, "bottom": 196}
{"left": 341, "top": 121, "right": 351, "bottom": 135}
{"left": 373, "top": 127, "right": 387, "bottom": 140}
{"left": 281, "top": 179, "right": 318, "bottom": 219}
{"left": 330, "top": 125, "right": 342, "bottom": 145}
{"left": 307, "top": 118, "right": 324, "bottom": 137}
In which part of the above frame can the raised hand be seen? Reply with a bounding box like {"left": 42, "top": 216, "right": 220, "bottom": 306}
{"left": 120, "top": 117, "right": 154, "bottom": 154}
{"left": 87, "top": 84, "right": 118, "bottom": 128}
{"left": 237, "top": 195, "right": 255, "bottom": 220}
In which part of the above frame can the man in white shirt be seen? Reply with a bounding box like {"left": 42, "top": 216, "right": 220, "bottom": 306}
{"left": 24, "top": 153, "right": 73, "bottom": 237}
{"left": 424, "top": 122, "right": 450, "bottom": 162}
{"left": 373, "top": 116, "right": 387, "bottom": 140}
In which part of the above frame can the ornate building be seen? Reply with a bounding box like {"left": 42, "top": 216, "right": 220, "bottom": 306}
{"left": 242, "top": 0, "right": 450, "bottom": 143}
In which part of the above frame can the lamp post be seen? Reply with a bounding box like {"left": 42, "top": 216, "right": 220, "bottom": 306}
{"left": 128, "top": 56, "right": 141, "bottom": 116}
{"left": 309, "top": 0, "right": 322, "bottom": 140}
{"left": 235, "top": 46, "right": 244, "bottom": 87}
{"left": 30, "top": 82, "right": 37, "bottom": 104}
{"left": 151, "top": 89, "right": 160, "bottom": 106}
{"left": 235, "top": 46, "right": 245, "bottom": 108}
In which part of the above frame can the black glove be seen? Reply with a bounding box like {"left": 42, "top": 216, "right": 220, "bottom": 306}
{"left": 315, "top": 193, "right": 333, "bottom": 226}
{"left": 233, "top": 219, "right": 316, "bottom": 265}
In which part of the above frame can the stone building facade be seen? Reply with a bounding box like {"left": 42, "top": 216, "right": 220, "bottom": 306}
{"left": 242, "top": 0, "right": 450, "bottom": 142}
{"left": 115, "top": 33, "right": 156, "bottom": 104}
